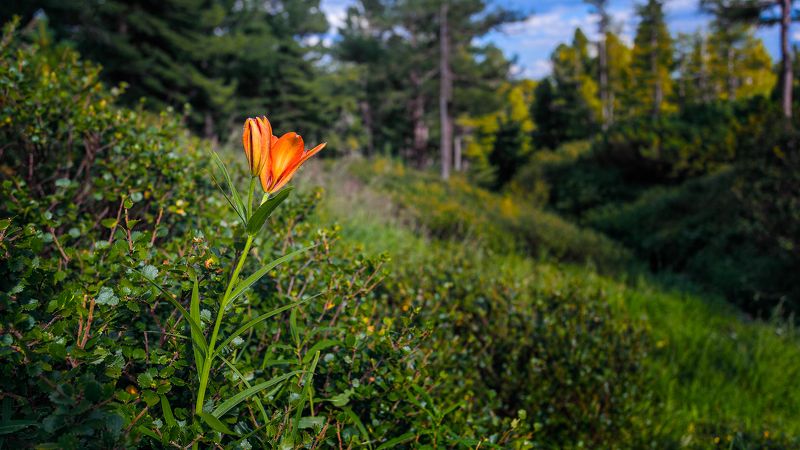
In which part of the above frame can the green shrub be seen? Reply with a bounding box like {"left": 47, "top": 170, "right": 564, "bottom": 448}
{"left": 0, "top": 21, "right": 425, "bottom": 448}
{"left": 347, "top": 157, "right": 633, "bottom": 273}
{"left": 377, "top": 246, "right": 649, "bottom": 447}
{"left": 593, "top": 99, "right": 775, "bottom": 182}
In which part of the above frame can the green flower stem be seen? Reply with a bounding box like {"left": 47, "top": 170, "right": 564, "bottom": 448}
{"left": 194, "top": 192, "right": 269, "bottom": 416}
{"left": 246, "top": 177, "right": 256, "bottom": 217}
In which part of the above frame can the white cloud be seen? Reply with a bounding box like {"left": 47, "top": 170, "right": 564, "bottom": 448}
{"left": 320, "top": 0, "right": 350, "bottom": 33}
{"left": 527, "top": 59, "right": 553, "bottom": 79}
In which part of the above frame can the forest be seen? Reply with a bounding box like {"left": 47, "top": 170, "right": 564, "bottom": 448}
{"left": 1, "top": 0, "right": 800, "bottom": 448}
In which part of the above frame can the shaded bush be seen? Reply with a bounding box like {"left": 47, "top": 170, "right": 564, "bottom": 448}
{"left": 593, "top": 98, "right": 775, "bottom": 182}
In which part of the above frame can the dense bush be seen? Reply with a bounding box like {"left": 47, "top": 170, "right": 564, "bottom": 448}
{"left": 348, "top": 158, "right": 633, "bottom": 273}
{"left": 375, "top": 245, "right": 649, "bottom": 447}
{"left": 0, "top": 22, "right": 427, "bottom": 448}
{"left": 509, "top": 141, "right": 647, "bottom": 220}
{"left": 593, "top": 98, "right": 776, "bottom": 182}
{"left": 584, "top": 170, "right": 796, "bottom": 313}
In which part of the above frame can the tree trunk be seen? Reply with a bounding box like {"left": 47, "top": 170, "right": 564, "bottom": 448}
{"left": 781, "top": 0, "right": 793, "bottom": 119}
{"left": 651, "top": 29, "right": 662, "bottom": 119}
{"left": 439, "top": 2, "right": 453, "bottom": 180}
{"left": 454, "top": 134, "right": 462, "bottom": 172}
{"left": 359, "top": 99, "right": 374, "bottom": 155}
{"left": 726, "top": 44, "right": 737, "bottom": 101}
{"left": 409, "top": 70, "right": 428, "bottom": 167}
{"left": 598, "top": 15, "right": 610, "bottom": 129}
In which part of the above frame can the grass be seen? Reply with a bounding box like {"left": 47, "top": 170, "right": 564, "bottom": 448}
{"left": 299, "top": 156, "right": 800, "bottom": 446}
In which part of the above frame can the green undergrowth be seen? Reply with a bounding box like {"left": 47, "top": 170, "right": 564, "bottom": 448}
{"left": 303, "top": 157, "right": 800, "bottom": 448}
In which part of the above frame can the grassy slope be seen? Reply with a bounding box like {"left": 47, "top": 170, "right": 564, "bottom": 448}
{"left": 300, "top": 157, "right": 800, "bottom": 445}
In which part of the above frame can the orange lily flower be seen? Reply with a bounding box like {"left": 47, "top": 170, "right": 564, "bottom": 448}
{"left": 242, "top": 116, "right": 272, "bottom": 177}
{"left": 258, "top": 131, "right": 326, "bottom": 194}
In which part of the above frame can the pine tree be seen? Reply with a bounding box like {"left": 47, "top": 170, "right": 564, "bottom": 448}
{"left": 531, "top": 29, "right": 600, "bottom": 148}
{"left": 707, "top": 23, "right": 775, "bottom": 100}
{"left": 702, "top": 0, "right": 799, "bottom": 118}
{"left": 606, "top": 31, "right": 634, "bottom": 121}
{"left": 585, "top": 0, "right": 613, "bottom": 128}
{"left": 10, "top": 0, "right": 239, "bottom": 136}
{"left": 675, "top": 32, "right": 712, "bottom": 106}
{"left": 631, "top": 0, "right": 674, "bottom": 119}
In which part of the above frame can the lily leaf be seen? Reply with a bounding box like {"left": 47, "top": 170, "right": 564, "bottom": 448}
{"left": 246, "top": 187, "right": 292, "bottom": 235}
{"left": 134, "top": 269, "right": 208, "bottom": 354}
{"left": 215, "top": 299, "right": 307, "bottom": 355}
{"left": 190, "top": 277, "right": 204, "bottom": 378}
{"left": 211, "top": 151, "right": 246, "bottom": 224}
{"left": 211, "top": 371, "right": 301, "bottom": 419}
{"left": 199, "top": 412, "right": 238, "bottom": 436}
{"left": 224, "top": 245, "right": 314, "bottom": 307}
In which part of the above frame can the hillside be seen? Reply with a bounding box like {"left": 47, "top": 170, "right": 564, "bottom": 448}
{"left": 302, "top": 157, "right": 800, "bottom": 448}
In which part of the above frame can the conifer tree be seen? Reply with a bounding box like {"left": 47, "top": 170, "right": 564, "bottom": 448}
{"left": 606, "top": 31, "right": 634, "bottom": 121}
{"left": 531, "top": 29, "right": 601, "bottom": 148}
{"left": 631, "top": 0, "right": 673, "bottom": 119}
{"left": 585, "top": 0, "right": 613, "bottom": 128}
{"left": 707, "top": 23, "right": 775, "bottom": 100}
{"left": 702, "top": 0, "right": 799, "bottom": 118}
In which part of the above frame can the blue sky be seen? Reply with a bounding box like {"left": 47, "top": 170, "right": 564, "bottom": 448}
{"left": 320, "top": 0, "right": 789, "bottom": 79}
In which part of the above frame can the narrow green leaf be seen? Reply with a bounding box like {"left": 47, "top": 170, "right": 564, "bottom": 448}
{"left": 376, "top": 432, "right": 416, "bottom": 450}
{"left": 218, "top": 355, "right": 269, "bottom": 426}
{"left": 246, "top": 187, "right": 292, "bottom": 235}
{"left": 226, "top": 246, "right": 314, "bottom": 306}
{"left": 210, "top": 172, "right": 246, "bottom": 225}
{"left": 289, "top": 307, "right": 300, "bottom": 347}
{"left": 0, "top": 420, "right": 38, "bottom": 435}
{"left": 343, "top": 407, "right": 372, "bottom": 449}
{"left": 133, "top": 269, "right": 207, "bottom": 354}
{"left": 137, "top": 426, "right": 161, "bottom": 440}
{"left": 190, "top": 277, "right": 205, "bottom": 378}
{"left": 159, "top": 395, "right": 177, "bottom": 428}
{"left": 211, "top": 151, "right": 246, "bottom": 223}
{"left": 215, "top": 300, "right": 307, "bottom": 356}
{"left": 199, "top": 412, "right": 238, "bottom": 436}
{"left": 211, "top": 371, "right": 301, "bottom": 419}
{"left": 189, "top": 278, "right": 205, "bottom": 377}
{"left": 303, "top": 340, "right": 340, "bottom": 364}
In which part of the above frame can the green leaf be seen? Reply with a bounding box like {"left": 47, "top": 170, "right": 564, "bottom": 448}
{"left": 226, "top": 246, "right": 314, "bottom": 306}
{"left": 215, "top": 300, "right": 307, "bottom": 356}
{"left": 298, "top": 415, "right": 325, "bottom": 430}
{"left": 137, "top": 426, "right": 161, "bottom": 441}
{"left": 211, "top": 151, "right": 246, "bottom": 224}
{"left": 246, "top": 187, "right": 292, "bottom": 235}
{"left": 303, "top": 339, "right": 340, "bottom": 364}
{"left": 133, "top": 269, "right": 207, "bottom": 354}
{"left": 198, "top": 412, "right": 238, "bottom": 436}
{"left": 218, "top": 355, "right": 269, "bottom": 426}
{"left": 327, "top": 389, "right": 352, "bottom": 407}
{"left": 343, "top": 407, "right": 371, "bottom": 448}
{"left": 160, "top": 395, "right": 177, "bottom": 428}
{"left": 190, "top": 277, "right": 205, "bottom": 378}
{"left": 376, "top": 432, "right": 416, "bottom": 450}
{"left": 142, "top": 265, "right": 158, "bottom": 281}
{"left": 211, "top": 371, "right": 301, "bottom": 419}
{"left": 0, "top": 420, "right": 39, "bottom": 435}
{"left": 289, "top": 307, "right": 300, "bottom": 347}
